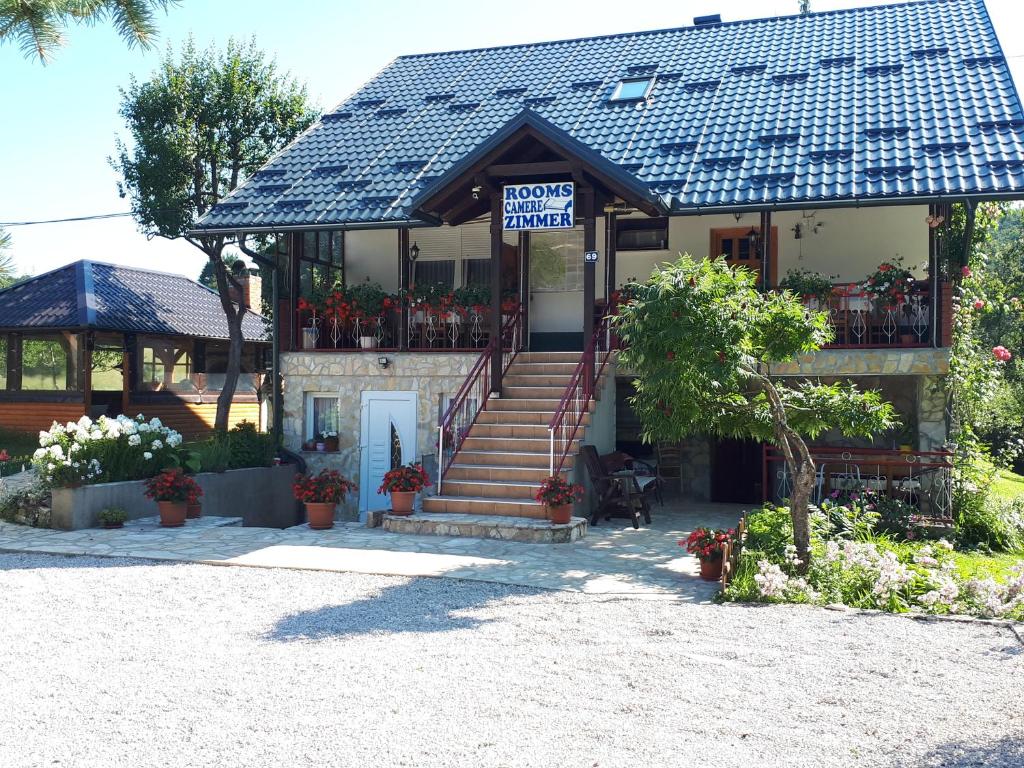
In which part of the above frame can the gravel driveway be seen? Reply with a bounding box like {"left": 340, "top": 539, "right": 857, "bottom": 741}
{"left": 1, "top": 553, "right": 1021, "bottom": 768}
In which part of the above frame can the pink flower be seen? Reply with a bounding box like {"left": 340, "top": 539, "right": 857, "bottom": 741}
{"left": 0, "top": 450, "right": 9, "bottom": 462}
{"left": 962, "top": 266, "right": 973, "bottom": 278}
{"left": 993, "top": 345, "right": 1012, "bottom": 362}
{"left": 974, "top": 299, "right": 985, "bottom": 310}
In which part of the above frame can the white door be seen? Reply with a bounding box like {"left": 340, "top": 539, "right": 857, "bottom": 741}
{"left": 359, "top": 391, "right": 417, "bottom": 518}
{"left": 528, "top": 227, "right": 586, "bottom": 345}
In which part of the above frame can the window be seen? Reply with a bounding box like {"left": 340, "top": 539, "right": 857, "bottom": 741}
{"left": 610, "top": 77, "right": 653, "bottom": 102}
{"left": 462, "top": 258, "right": 491, "bottom": 287}
{"left": 0, "top": 335, "right": 6, "bottom": 390}
{"left": 529, "top": 229, "right": 583, "bottom": 292}
{"left": 413, "top": 259, "right": 455, "bottom": 290}
{"left": 139, "top": 339, "right": 193, "bottom": 393}
{"left": 616, "top": 217, "right": 669, "bottom": 251}
{"left": 21, "top": 335, "right": 75, "bottom": 391}
{"left": 305, "top": 393, "right": 340, "bottom": 444}
{"left": 203, "top": 342, "right": 258, "bottom": 393}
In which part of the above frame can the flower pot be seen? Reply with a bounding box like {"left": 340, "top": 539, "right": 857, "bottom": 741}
{"left": 359, "top": 336, "right": 378, "bottom": 349}
{"left": 186, "top": 503, "right": 202, "bottom": 519}
{"left": 157, "top": 501, "right": 187, "bottom": 528}
{"left": 699, "top": 556, "right": 723, "bottom": 581}
{"left": 305, "top": 502, "right": 336, "bottom": 530}
{"left": 302, "top": 327, "right": 319, "bottom": 350}
{"left": 316, "top": 442, "right": 326, "bottom": 453}
{"left": 324, "top": 437, "right": 340, "bottom": 452}
{"left": 547, "top": 504, "right": 572, "bottom": 525}
{"left": 389, "top": 491, "right": 416, "bottom": 515}
{"left": 899, "top": 332, "right": 916, "bottom": 345}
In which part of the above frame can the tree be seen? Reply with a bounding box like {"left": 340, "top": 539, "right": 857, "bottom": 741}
{"left": 614, "top": 256, "right": 896, "bottom": 567}
{"left": 0, "top": 227, "right": 16, "bottom": 287}
{"left": 198, "top": 253, "right": 238, "bottom": 289}
{"left": 0, "top": 0, "right": 178, "bottom": 62}
{"left": 113, "top": 37, "right": 318, "bottom": 431}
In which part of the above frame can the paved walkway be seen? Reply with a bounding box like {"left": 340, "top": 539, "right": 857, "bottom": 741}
{"left": 0, "top": 500, "right": 747, "bottom": 599}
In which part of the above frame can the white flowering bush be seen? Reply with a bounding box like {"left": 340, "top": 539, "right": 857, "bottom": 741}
{"left": 729, "top": 505, "right": 1024, "bottom": 620}
{"left": 32, "top": 414, "right": 183, "bottom": 487}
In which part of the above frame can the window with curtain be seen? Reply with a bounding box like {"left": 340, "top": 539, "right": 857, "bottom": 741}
{"left": 413, "top": 260, "right": 455, "bottom": 289}
{"left": 616, "top": 217, "right": 669, "bottom": 251}
{"left": 462, "top": 258, "right": 491, "bottom": 287}
{"left": 305, "top": 393, "right": 340, "bottom": 442}
{"left": 529, "top": 229, "right": 583, "bottom": 292}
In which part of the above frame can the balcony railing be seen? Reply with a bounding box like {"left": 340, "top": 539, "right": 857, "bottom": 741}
{"left": 799, "top": 282, "right": 946, "bottom": 349}
{"left": 763, "top": 445, "right": 954, "bottom": 522}
{"left": 293, "top": 306, "right": 504, "bottom": 352}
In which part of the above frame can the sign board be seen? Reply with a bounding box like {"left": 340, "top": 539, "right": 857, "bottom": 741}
{"left": 584, "top": 250, "right": 599, "bottom": 263}
{"left": 502, "top": 182, "right": 574, "bottom": 231}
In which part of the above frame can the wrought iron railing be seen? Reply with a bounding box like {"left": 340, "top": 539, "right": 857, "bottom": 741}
{"left": 547, "top": 315, "right": 614, "bottom": 477}
{"left": 294, "top": 306, "right": 497, "bottom": 351}
{"left": 436, "top": 308, "right": 523, "bottom": 492}
{"left": 762, "top": 445, "right": 954, "bottom": 521}
{"left": 804, "top": 282, "right": 937, "bottom": 348}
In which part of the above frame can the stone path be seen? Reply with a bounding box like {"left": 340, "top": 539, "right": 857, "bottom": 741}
{"left": 0, "top": 501, "right": 746, "bottom": 599}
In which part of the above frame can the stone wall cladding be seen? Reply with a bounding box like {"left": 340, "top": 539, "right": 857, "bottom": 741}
{"left": 918, "top": 375, "right": 949, "bottom": 451}
{"left": 770, "top": 348, "right": 950, "bottom": 377}
{"left": 281, "top": 352, "right": 478, "bottom": 514}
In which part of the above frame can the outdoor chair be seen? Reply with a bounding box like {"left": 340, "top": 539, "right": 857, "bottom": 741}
{"left": 601, "top": 450, "right": 662, "bottom": 506}
{"left": 656, "top": 442, "right": 684, "bottom": 495}
{"left": 582, "top": 445, "right": 651, "bottom": 529}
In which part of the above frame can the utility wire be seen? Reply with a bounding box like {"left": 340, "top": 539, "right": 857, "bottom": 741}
{"left": 0, "top": 212, "right": 135, "bottom": 227}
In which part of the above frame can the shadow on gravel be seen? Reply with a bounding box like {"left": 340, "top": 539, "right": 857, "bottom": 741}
{"left": 265, "top": 578, "right": 522, "bottom": 642}
{"left": 901, "top": 734, "right": 1024, "bottom": 767}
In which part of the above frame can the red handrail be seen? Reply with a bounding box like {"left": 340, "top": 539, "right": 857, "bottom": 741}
{"left": 436, "top": 308, "right": 522, "bottom": 490}
{"left": 547, "top": 315, "right": 614, "bottom": 477}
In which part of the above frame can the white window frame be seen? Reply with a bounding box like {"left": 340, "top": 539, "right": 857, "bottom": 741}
{"left": 610, "top": 77, "right": 653, "bottom": 102}
{"left": 304, "top": 391, "right": 341, "bottom": 443}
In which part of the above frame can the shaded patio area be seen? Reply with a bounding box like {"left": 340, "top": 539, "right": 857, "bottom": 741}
{"left": 0, "top": 498, "right": 746, "bottom": 599}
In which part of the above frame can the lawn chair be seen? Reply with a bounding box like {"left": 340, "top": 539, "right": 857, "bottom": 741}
{"left": 582, "top": 445, "right": 650, "bottom": 529}
{"left": 656, "top": 442, "right": 684, "bottom": 495}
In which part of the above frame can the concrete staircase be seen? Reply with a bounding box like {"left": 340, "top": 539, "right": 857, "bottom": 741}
{"left": 423, "top": 351, "right": 592, "bottom": 519}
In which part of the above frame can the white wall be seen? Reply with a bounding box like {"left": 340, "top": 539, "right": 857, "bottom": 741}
{"left": 614, "top": 205, "right": 930, "bottom": 287}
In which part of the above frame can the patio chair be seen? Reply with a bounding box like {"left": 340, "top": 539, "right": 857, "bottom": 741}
{"left": 582, "top": 445, "right": 650, "bottom": 529}
{"left": 601, "top": 450, "right": 662, "bottom": 507}
{"left": 656, "top": 442, "right": 684, "bottom": 495}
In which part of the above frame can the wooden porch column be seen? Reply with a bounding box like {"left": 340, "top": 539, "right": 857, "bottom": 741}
{"left": 759, "top": 210, "right": 772, "bottom": 287}
{"left": 398, "top": 228, "right": 410, "bottom": 351}
{"left": 604, "top": 210, "right": 617, "bottom": 304}
{"left": 582, "top": 189, "right": 597, "bottom": 348}
{"left": 490, "top": 191, "right": 503, "bottom": 395}
{"left": 518, "top": 230, "right": 530, "bottom": 351}
{"left": 82, "top": 333, "right": 93, "bottom": 413}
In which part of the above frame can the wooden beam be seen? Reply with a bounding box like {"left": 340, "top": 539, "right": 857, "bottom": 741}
{"left": 485, "top": 161, "right": 573, "bottom": 178}
{"left": 604, "top": 210, "right": 617, "bottom": 303}
{"left": 760, "top": 210, "right": 772, "bottom": 288}
{"left": 519, "top": 231, "right": 530, "bottom": 351}
{"left": 398, "top": 228, "right": 409, "bottom": 350}
{"left": 583, "top": 190, "right": 597, "bottom": 357}
{"left": 490, "top": 192, "right": 503, "bottom": 395}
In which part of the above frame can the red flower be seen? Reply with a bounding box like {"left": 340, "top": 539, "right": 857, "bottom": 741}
{"left": 680, "top": 527, "right": 732, "bottom": 560}
{"left": 962, "top": 266, "right": 973, "bottom": 278}
{"left": 293, "top": 470, "right": 357, "bottom": 503}
{"left": 377, "top": 462, "right": 432, "bottom": 494}
{"left": 993, "top": 345, "right": 1012, "bottom": 362}
{"left": 973, "top": 299, "right": 985, "bottom": 310}
{"left": 0, "top": 450, "right": 9, "bottom": 463}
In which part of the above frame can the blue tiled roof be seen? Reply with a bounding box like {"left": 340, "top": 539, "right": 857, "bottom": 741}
{"left": 196, "top": 0, "right": 1024, "bottom": 232}
{"left": 0, "top": 261, "right": 268, "bottom": 341}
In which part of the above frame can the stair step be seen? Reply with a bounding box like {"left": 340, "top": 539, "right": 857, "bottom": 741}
{"left": 441, "top": 479, "right": 540, "bottom": 499}
{"left": 502, "top": 385, "right": 569, "bottom": 399}
{"left": 506, "top": 362, "right": 580, "bottom": 375}
{"left": 515, "top": 351, "right": 586, "bottom": 362}
{"left": 503, "top": 374, "right": 576, "bottom": 387}
{"left": 382, "top": 512, "right": 586, "bottom": 543}
{"left": 462, "top": 436, "right": 570, "bottom": 453}
{"left": 477, "top": 410, "right": 590, "bottom": 426}
{"left": 445, "top": 464, "right": 551, "bottom": 482}
{"left": 452, "top": 450, "right": 551, "bottom": 468}
{"left": 487, "top": 398, "right": 562, "bottom": 412}
{"left": 469, "top": 423, "right": 552, "bottom": 439}
{"left": 423, "top": 495, "right": 548, "bottom": 518}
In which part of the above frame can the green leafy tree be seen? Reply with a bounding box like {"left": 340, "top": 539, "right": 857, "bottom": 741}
{"left": 0, "top": 227, "right": 15, "bottom": 287}
{"left": 614, "top": 256, "right": 897, "bottom": 567}
{"left": 0, "top": 0, "right": 178, "bottom": 62}
{"left": 198, "top": 253, "right": 238, "bottom": 289}
{"left": 112, "top": 37, "right": 318, "bottom": 431}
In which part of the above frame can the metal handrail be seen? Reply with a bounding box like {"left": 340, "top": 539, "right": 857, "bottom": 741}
{"left": 547, "top": 315, "right": 613, "bottom": 477}
{"left": 436, "top": 308, "right": 522, "bottom": 492}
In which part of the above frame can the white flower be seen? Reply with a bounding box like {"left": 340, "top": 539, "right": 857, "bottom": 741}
{"left": 77, "top": 415, "right": 91, "bottom": 428}
{"left": 151, "top": 439, "right": 163, "bottom": 450}
{"left": 149, "top": 417, "right": 162, "bottom": 429}
{"left": 167, "top": 433, "right": 182, "bottom": 448}
{"left": 138, "top": 423, "right": 151, "bottom": 433}
{"left": 33, "top": 448, "right": 47, "bottom": 460}
{"left": 143, "top": 451, "right": 153, "bottom": 460}
{"left": 128, "top": 435, "right": 141, "bottom": 447}
{"left": 49, "top": 445, "right": 64, "bottom": 460}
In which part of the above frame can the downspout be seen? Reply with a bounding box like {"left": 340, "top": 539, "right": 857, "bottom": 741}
{"left": 238, "top": 233, "right": 282, "bottom": 448}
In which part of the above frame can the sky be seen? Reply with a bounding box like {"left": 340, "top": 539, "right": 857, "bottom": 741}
{"left": 2, "top": 0, "right": 1023, "bottom": 283}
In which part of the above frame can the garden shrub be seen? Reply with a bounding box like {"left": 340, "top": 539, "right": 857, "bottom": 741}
{"left": 32, "top": 415, "right": 182, "bottom": 487}
{"left": 225, "top": 421, "right": 276, "bottom": 469}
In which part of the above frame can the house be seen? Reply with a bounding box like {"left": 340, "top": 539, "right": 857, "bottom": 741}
{"left": 193, "top": 0, "right": 1024, "bottom": 523}
{"left": 0, "top": 260, "right": 270, "bottom": 438}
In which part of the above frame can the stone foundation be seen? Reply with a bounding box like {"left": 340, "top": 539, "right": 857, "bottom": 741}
{"left": 382, "top": 512, "right": 587, "bottom": 543}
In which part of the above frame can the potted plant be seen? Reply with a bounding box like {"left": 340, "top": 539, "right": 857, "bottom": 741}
{"left": 186, "top": 483, "right": 204, "bottom": 519}
{"left": 859, "top": 258, "right": 917, "bottom": 313}
{"left": 681, "top": 527, "right": 734, "bottom": 580}
{"left": 535, "top": 475, "right": 583, "bottom": 524}
{"left": 97, "top": 506, "right": 128, "bottom": 529}
{"left": 378, "top": 462, "right": 432, "bottom": 515}
{"left": 144, "top": 469, "right": 201, "bottom": 528}
{"left": 292, "top": 470, "right": 357, "bottom": 530}
{"left": 778, "top": 268, "right": 837, "bottom": 308}
{"left": 322, "top": 430, "right": 340, "bottom": 452}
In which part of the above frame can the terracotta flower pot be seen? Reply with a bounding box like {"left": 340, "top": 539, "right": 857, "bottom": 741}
{"left": 157, "top": 501, "right": 187, "bottom": 528}
{"left": 699, "top": 556, "right": 723, "bottom": 581}
{"left": 547, "top": 504, "right": 572, "bottom": 525}
{"left": 186, "top": 503, "right": 202, "bottom": 519}
{"left": 390, "top": 491, "right": 416, "bottom": 515}
{"left": 324, "top": 437, "right": 340, "bottom": 452}
{"left": 305, "top": 502, "right": 336, "bottom": 530}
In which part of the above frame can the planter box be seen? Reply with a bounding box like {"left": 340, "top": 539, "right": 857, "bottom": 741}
{"left": 50, "top": 465, "right": 301, "bottom": 530}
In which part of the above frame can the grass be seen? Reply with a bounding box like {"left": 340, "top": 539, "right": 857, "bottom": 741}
{"left": 0, "top": 427, "right": 38, "bottom": 477}
{"left": 991, "top": 467, "right": 1024, "bottom": 502}
{"left": 952, "top": 550, "right": 1024, "bottom": 581}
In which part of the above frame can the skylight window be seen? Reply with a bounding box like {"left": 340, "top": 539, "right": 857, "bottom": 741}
{"left": 610, "top": 77, "right": 653, "bottom": 102}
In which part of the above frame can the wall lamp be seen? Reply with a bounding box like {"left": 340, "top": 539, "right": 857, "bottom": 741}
{"left": 410, "top": 242, "right": 420, "bottom": 261}
{"left": 377, "top": 356, "right": 390, "bottom": 369}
